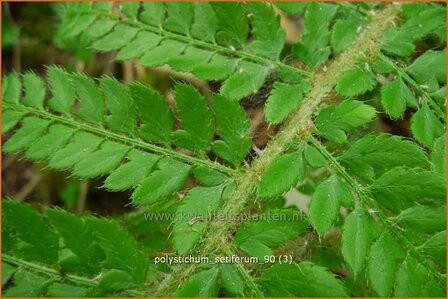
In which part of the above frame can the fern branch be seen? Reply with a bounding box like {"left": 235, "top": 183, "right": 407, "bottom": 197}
{"left": 3, "top": 102, "right": 236, "bottom": 176}
{"left": 157, "top": 4, "right": 401, "bottom": 295}
{"left": 70, "top": 8, "right": 312, "bottom": 78}
{"left": 378, "top": 53, "right": 446, "bottom": 122}
{"left": 307, "top": 134, "right": 445, "bottom": 288}
{"left": 2, "top": 254, "right": 147, "bottom": 297}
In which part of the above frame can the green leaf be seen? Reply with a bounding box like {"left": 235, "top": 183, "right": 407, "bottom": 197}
{"left": 3, "top": 201, "right": 59, "bottom": 264}
{"left": 3, "top": 117, "right": 50, "bottom": 154}
{"left": 341, "top": 134, "right": 428, "bottom": 181}
{"left": 130, "top": 83, "right": 174, "bottom": 145}
{"left": 88, "top": 217, "right": 149, "bottom": 284}
{"left": 380, "top": 78, "right": 416, "bottom": 118}
{"left": 100, "top": 76, "right": 136, "bottom": 135}
{"left": 264, "top": 82, "right": 303, "bottom": 124}
{"left": 394, "top": 255, "right": 445, "bottom": 297}
{"left": 164, "top": 3, "right": 193, "bottom": 35}
{"left": 309, "top": 174, "right": 353, "bottom": 234}
{"left": 407, "top": 49, "right": 446, "bottom": 91}
{"left": 315, "top": 100, "right": 376, "bottom": 144}
{"left": 132, "top": 158, "right": 191, "bottom": 205}
{"left": 234, "top": 209, "right": 308, "bottom": 260}
{"left": 211, "top": 95, "right": 251, "bottom": 166}
{"left": 173, "top": 185, "right": 224, "bottom": 254}
{"left": 177, "top": 267, "right": 219, "bottom": 298}
{"left": 72, "top": 73, "right": 104, "bottom": 124}
{"left": 294, "top": 3, "right": 338, "bottom": 68}
{"left": 47, "top": 66, "right": 76, "bottom": 115}
{"left": 191, "top": 3, "right": 216, "bottom": 43}
{"left": 219, "top": 264, "right": 244, "bottom": 297}
{"left": 47, "top": 208, "right": 104, "bottom": 274}
{"left": 342, "top": 207, "right": 371, "bottom": 276}
{"left": 72, "top": 141, "right": 129, "bottom": 178}
{"left": 81, "top": 18, "right": 118, "bottom": 43}
{"left": 419, "top": 230, "right": 446, "bottom": 271}
{"left": 171, "top": 83, "right": 214, "bottom": 153}
{"left": 139, "top": 3, "right": 165, "bottom": 27}
{"left": 3, "top": 270, "right": 50, "bottom": 297}
{"left": 119, "top": 2, "right": 139, "bottom": 18}
{"left": 2, "top": 110, "right": 23, "bottom": 134}
{"left": 258, "top": 150, "right": 305, "bottom": 198}
{"left": 49, "top": 132, "right": 102, "bottom": 170}
{"left": 220, "top": 61, "right": 268, "bottom": 101}
{"left": 22, "top": 72, "right": 46, "bottom": 109}
{"left": 191, "top": 54, "right": 238, "bottom": 81}
{"left": 411, "top": 105, "right": 444, "bottom": 148}
{"left": 211, "top": 2, "right": 248, "bottom": 49}
{"left": 395, "top": 205, "right": 446, "bottom": 234}
{"left": 2, "top": 263, "right": 16, "bottom": 286}
{"left": 116, "top": 31, "right": 162, "bottom": 61}
{"left": 431, "top": 135, "right": 446, "bottom": 177}
{"left": 98, "top": 269, "right": 137, "bottom": 291}
{"left": 336, "top": 64, "right": 376, "bottom": 97}
{"left": 258, "top": 262, "right": 347, "bottom": 297}
{"left": 381, "top": 28, "right": 415, "bottom": 57}
{"left": 303, "top": 144, "right": 327, "bottom": 168}
{"left": 370, "top": 167, "right": 446, "bottom": 212}
{"left": 246, "top": 2, "right": 285, "bottom": 59}
{"left": 46, "top": 283, "right": 88, "bottom": 297}
{"left": 2, "top": 73, "right": 21, "bottom": 104}
{"left": 92, "top": 24, "right": 139, "bottom": 52}
{"left": 192, "top": 166, "right": 229, "bottom": 187}
{"left": 140, "top": 39, "right": 184, "bottom": 67}
{"left": 25, "top": 125, "right": 76, "bottom": 161}
{"left": 167, "top": 47, "right": 212, "bottom": 73}
{"left": 367, "top": 233, "right": 405, "bottom": 297}
{"left": 382, "top": 8, "right": 445, "bottom": 58}
{"left": 331, "top": 19, "right": 366, "bottom": 54}
{"left": 104, "top": 149, "right": 159, "bottom": 191}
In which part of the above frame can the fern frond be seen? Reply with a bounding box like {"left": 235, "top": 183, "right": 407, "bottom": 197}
{"left": 307, "top": 134, "right": 446, "bottom": 295}
{"left": 56, "top": 2, "right": 311, "bottom": 102}
{"left": 2, "top": 68, "right": 253, "bottom": 212}
{"left": 2, "top": 200, "right": 149, "bottom": 297}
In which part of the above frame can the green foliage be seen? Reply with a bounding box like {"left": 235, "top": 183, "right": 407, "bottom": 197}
{"left": 2, "top": 200, "right": 150, "bottom": 297}
{"left": 370, "top": 167, "right": 446, "bottom": 212}
{"left": 234, "top": 209, "right": 308, "bottom": 259}
{"left": 173, "top": 185, "right": 226, "bottom": 254}
{"left": 380, "top": 77, "right": 416, "bottom": 118}
{"left": 56, "top": 2, "right": 309, "bottom": 102}
{"left": 2, "top": 2, "right": 446, "bottom": 298}
{"left": 336, "top": 64, "right": 377, "bottom": 97}
{"left": 411, "top": 105, "right": 444, "bottom": 148}
{"left": 294, "top": 2, "right": 338, "bottom": 68}
{"left": 367, "top": 233, "right": 405, "bottom": 297}
{"left": 342, "top": 207, "right": 372, "bottom": 277}
{"left": 264, "top": 82, "right": 304, "bottom": 124}
{"left": 315, "top": 100, "right": 376, "bottom": 144}
{"left": 340, "top": 134, "right": 428, "bottom": 181}
{"left": 309, "top": 174, "right": 353, "bottom": 234}
{"left": 257, "top": 149, "right": 305, "bottom": 198}
{"left": 258, "top": 262, "right": 347, "bottom": 297}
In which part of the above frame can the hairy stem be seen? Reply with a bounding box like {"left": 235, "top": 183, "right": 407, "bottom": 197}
{"left": 157, "top": 4, "right": 401, "bottom": 296}
{"left": 307, "top": 134, "right": 445, "bottom": 288}
{"left": 378, "top": 53, "right": 446, "bottom": 122}
{"left": 3, "top": 102, "right": 236, "bottom": 176}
